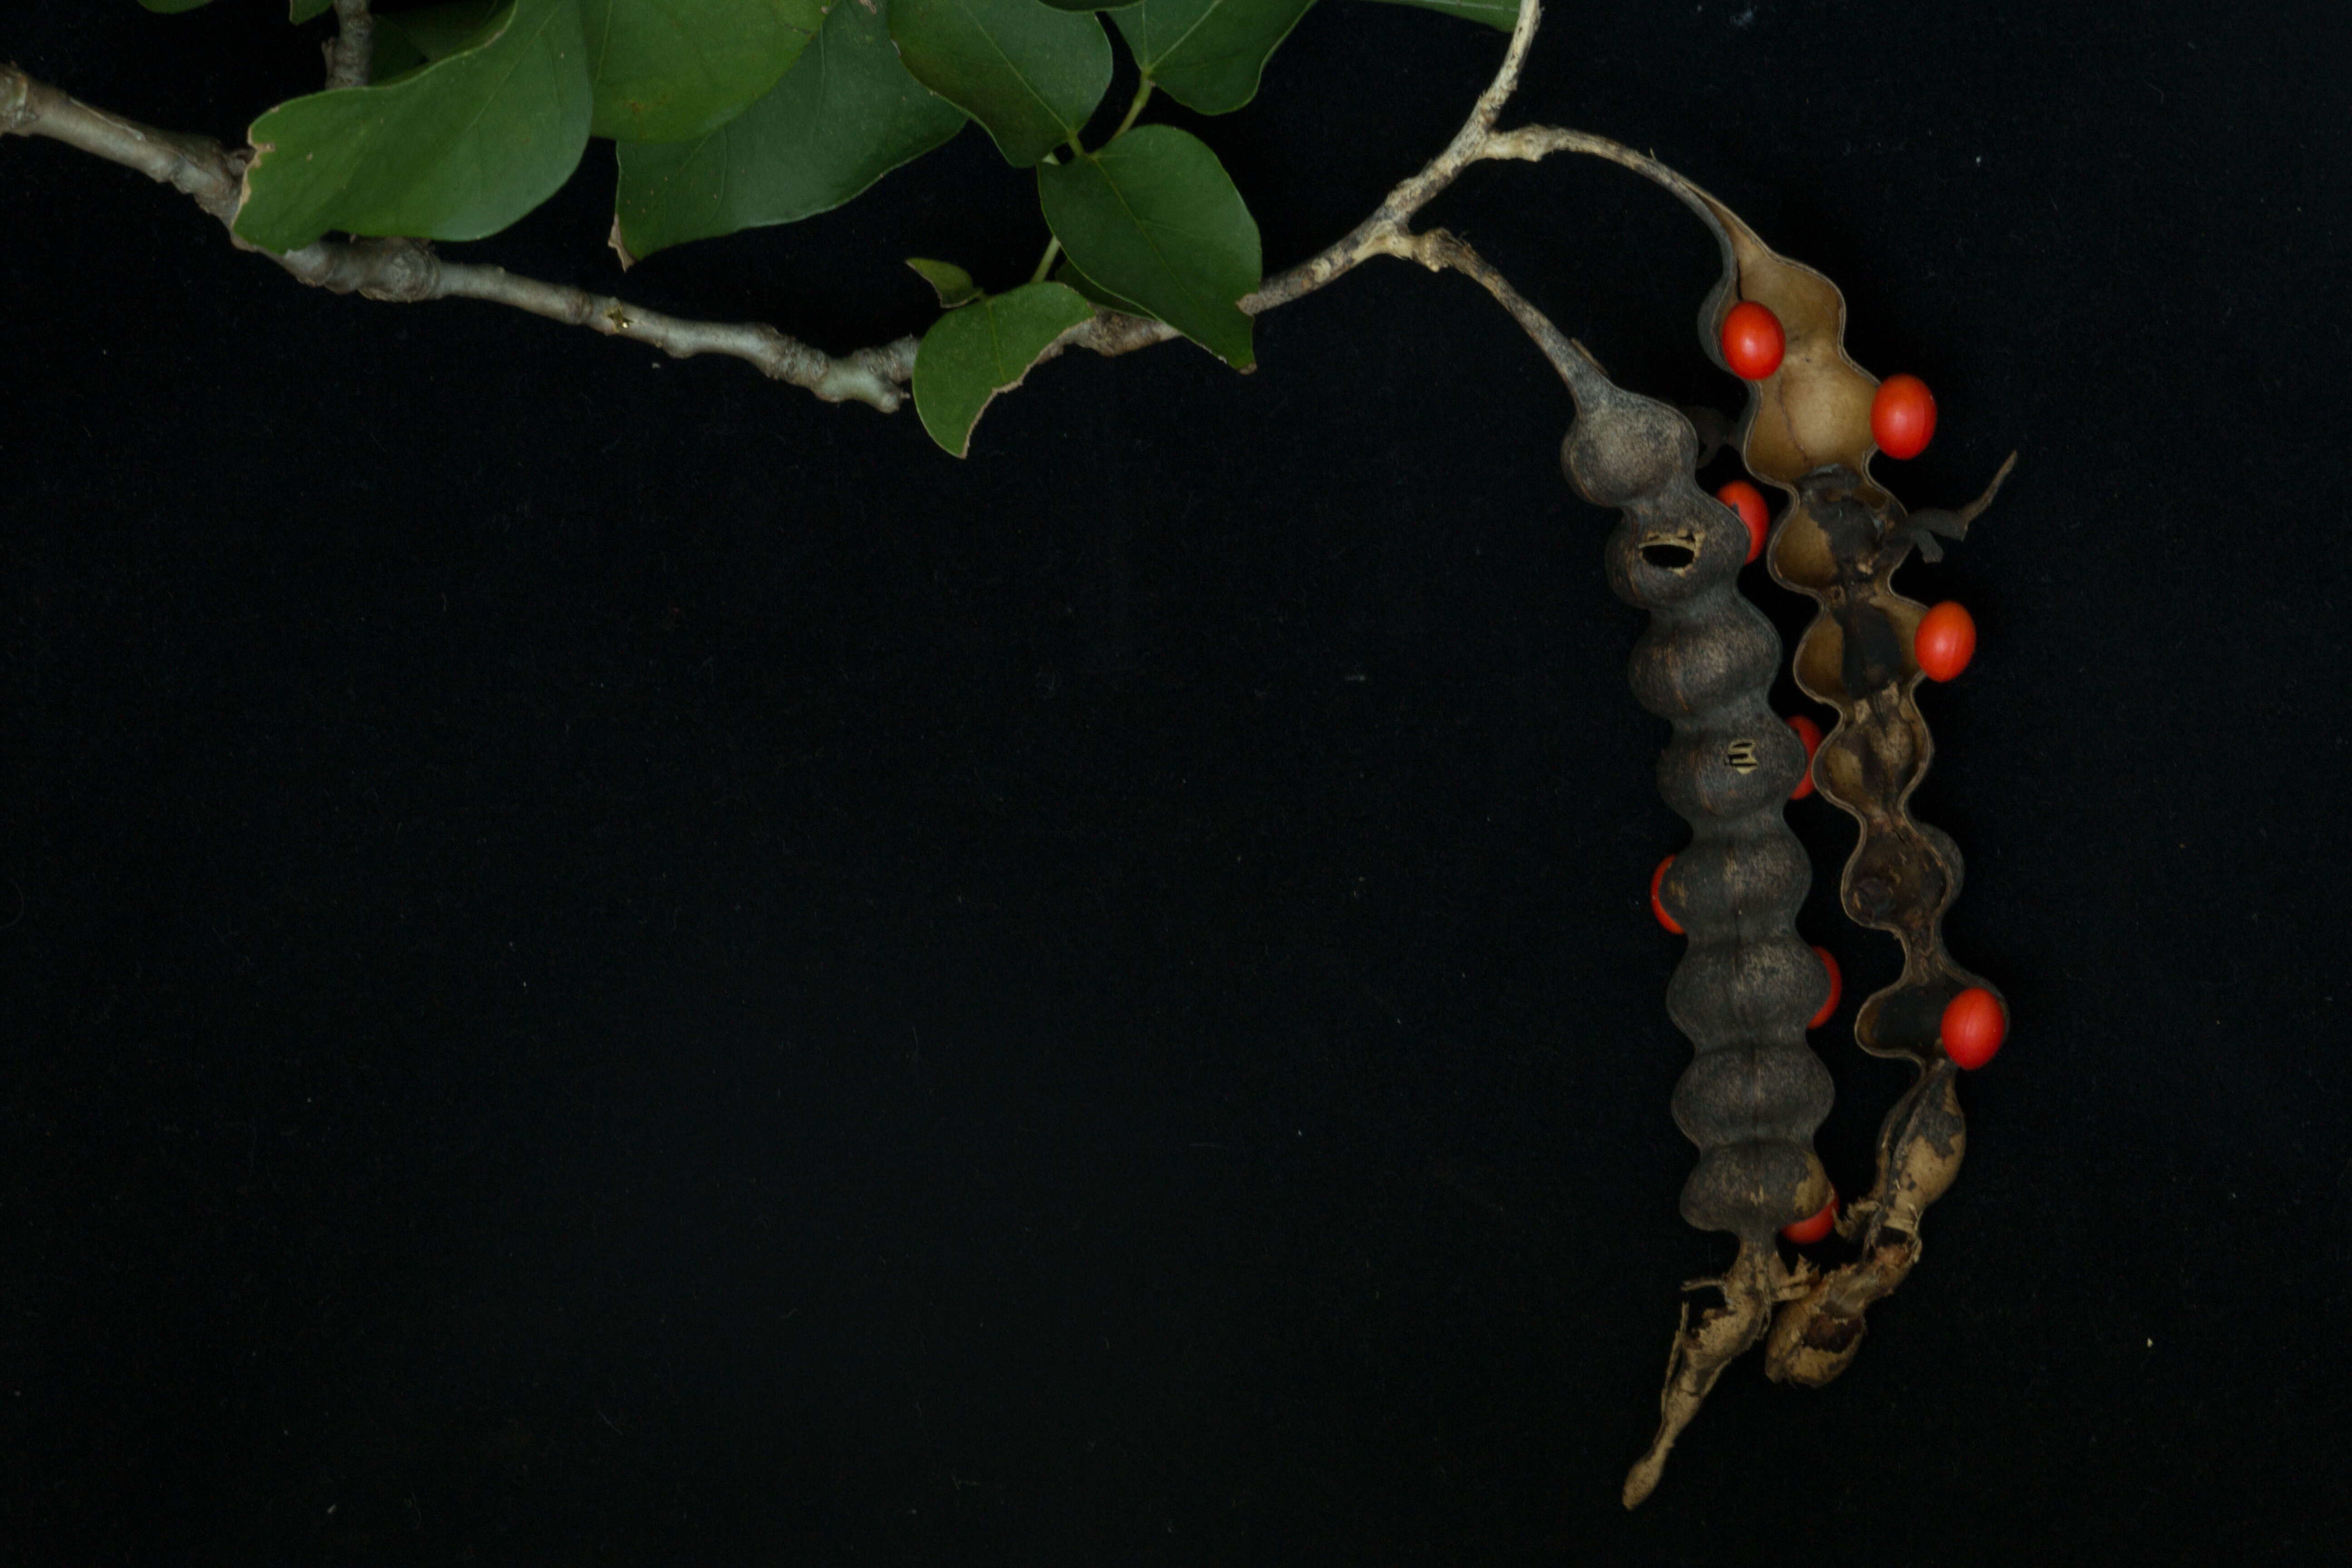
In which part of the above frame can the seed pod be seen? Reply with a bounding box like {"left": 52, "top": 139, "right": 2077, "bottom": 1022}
{"left": 1680, "top": 188, "right": 2016, "bottom": 1395}
{"left": 1554, "top": 339, "right": 1833, "bottom": 1512}
{"left": 1541, "top": 137, "right": 2018, "bottom": 1504}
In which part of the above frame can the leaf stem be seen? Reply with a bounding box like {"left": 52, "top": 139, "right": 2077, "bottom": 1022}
{"left": 1029, "top": 236, "right": 1063, "bottom": 287}
{"left": 1113, "top": 78, "right": 1154, "bottom": 141}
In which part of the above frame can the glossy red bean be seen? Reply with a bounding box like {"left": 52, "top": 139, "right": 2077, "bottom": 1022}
{"left": 1871, "top": 372, "right": 1937, "bottom": 459}
{"left": 1915, "top": 601, "right": 1977, "bottom": 682}
{"left": 1650, "top": 855, "right": 1683, "bottom": 936}
{"left": 1716, "top": 480, "right": 1770, "bottom": 563}
{"left": 1720, "top": 300, "right": 1785, "bottom": 380}
{"left": 1940, "top": 986, "right": 2007, "bottom": 1069}
{"left": 1808, "top": 946, "right": 1842, "bottom": 1029}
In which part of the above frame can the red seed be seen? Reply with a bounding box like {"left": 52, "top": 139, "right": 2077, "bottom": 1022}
{"left": 1786, "top": 714, "right": 1824, "bottom": 799}
{"left": 1871, "top": 373, "right": 1937, "bottom": 459}
{"left": 1650, "top": 855, "right": 1683, "bottom": 936}
{"left": 1940, "top": 986, "right": 2007, "bottom": 1069}
{"left": 1716, "top": 480, "right": 1770, "bottom": 563}
{"left": 1782, "top": 1192, "right": 1838, "bottom": 1245}
{"left": 1915, "top": 601, "right": 1977, "bottom": 682}
{"left": 1808, "top": 946, "right": 1842, "bottom": 1029}
{"left": 1720, "top": 300, "right": 1786, "bottom": 380}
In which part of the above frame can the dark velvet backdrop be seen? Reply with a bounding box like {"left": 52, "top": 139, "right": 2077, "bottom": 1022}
{"left": 4, "top": 2, "right": 2347, "bottom": 1562}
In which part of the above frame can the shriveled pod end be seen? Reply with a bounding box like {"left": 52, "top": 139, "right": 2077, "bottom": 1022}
{"left": 1886, "top": 1072, "right": 1970, "bottom": 1226}
{"left": 1764, "top": 1290, "right": 1869, "bottom": 1389}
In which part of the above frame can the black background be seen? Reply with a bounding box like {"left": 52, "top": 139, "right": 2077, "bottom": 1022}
{"left": 5, "top": 2, "right": 2348, "bottom": 1562}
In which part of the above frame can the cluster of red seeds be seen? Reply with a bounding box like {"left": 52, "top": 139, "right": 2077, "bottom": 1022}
{"left": 1719, "top": 302, "right": 1938, "bottom": 460}
{"left": 1717, "top": 302, "right": 1978, "bottom": 681}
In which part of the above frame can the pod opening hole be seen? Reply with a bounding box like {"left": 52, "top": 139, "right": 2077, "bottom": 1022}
{"left": 1641, "top": 541, "right": 1698, "bottom": 569}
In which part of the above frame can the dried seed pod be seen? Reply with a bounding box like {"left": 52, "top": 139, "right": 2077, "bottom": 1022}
{"left": 1677, "top": 189, "right": 2017, "bottom": 1393}
{"left": 1553, "top": 340, "right": 1833, "bottom": 1511}
{"left": 1540, "top": 131, "right": 2016, "bottom": 1500}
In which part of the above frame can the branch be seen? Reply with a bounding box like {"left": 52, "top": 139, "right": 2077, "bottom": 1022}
{"left": 1056, "top": 8, "right": 1670, "bottom": 393}
{"left": 324, "top": 0, "right": 376, "bottom": 91}
{"left": 1061, "top": 0, "right": 1551, "bottom": 363}
{"left": 1069, "top": 0, "right": 1591, "bottom": 398}
{"left": 0, "top": 61, "right": 916, "bottom": 412}
{"left": 3, "top": 0, "right": 1619, "bottom": 415}
{"left": 1482, "top": 122, "right": 1711, "bottom": 208}
{"left": 1261, "top": 0, "right": 1545, "bottom": 304}
{"left": 2, "top": 63, "right": 241, "bottom": 224}
{"left": 1365, "top": 227, "right": 1583, "bottom": 389}
{"left": 430, "top": 261, "right": 918, "bottom": 408}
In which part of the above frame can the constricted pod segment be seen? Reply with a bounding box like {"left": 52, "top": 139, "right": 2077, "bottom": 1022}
{"left": 1553, "top": 341, "right": 1833, "bottom": 1510}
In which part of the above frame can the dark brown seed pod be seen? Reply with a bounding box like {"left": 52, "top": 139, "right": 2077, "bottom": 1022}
{"left": 1554, "top": 340, "right": 1833, "bottom": 1511}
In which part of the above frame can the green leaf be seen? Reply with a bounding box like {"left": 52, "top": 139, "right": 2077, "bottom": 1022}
{"left": 378, "top": 0, "right": 505, "bottom": 60}
{"left": 612, "top": 0, "right": 965, "bottom": 262}
{"left": 1113, "top": 0, "right": 1315, "bottom": 115}
{"left": 368, "top": 33, "right": 426, "bottom": 84}
{"left": 890, "top": 0, "right": 1112, "bottom": 167}
{"left": 235, "top": 0, "right": 593, "bottom": 253}
{"left": 369, "top": 0, "right": 504, "bottom": 82}
{"left": 581, "top": 0, "right": 827, "bottom": 143}
{"left": 1355, "top": 0, "right": 1519, "bottom": 30}
{"left": 136, "top": 0, "right": 215, "bottom": 13}
{"left": 289, "top": 0, "right": 333, "bottom": 23}
{"left": 913, "top": 281, "right": 1096, "bottom": 456}
{"left": 907, "top": 258, "right": 985, "bottom": 309}
{"left": 1036, "top": 124, "right": 1259, "bottom": 368}
{"left": 1052, "top": 257, "right": 1151, "bottom": 318}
